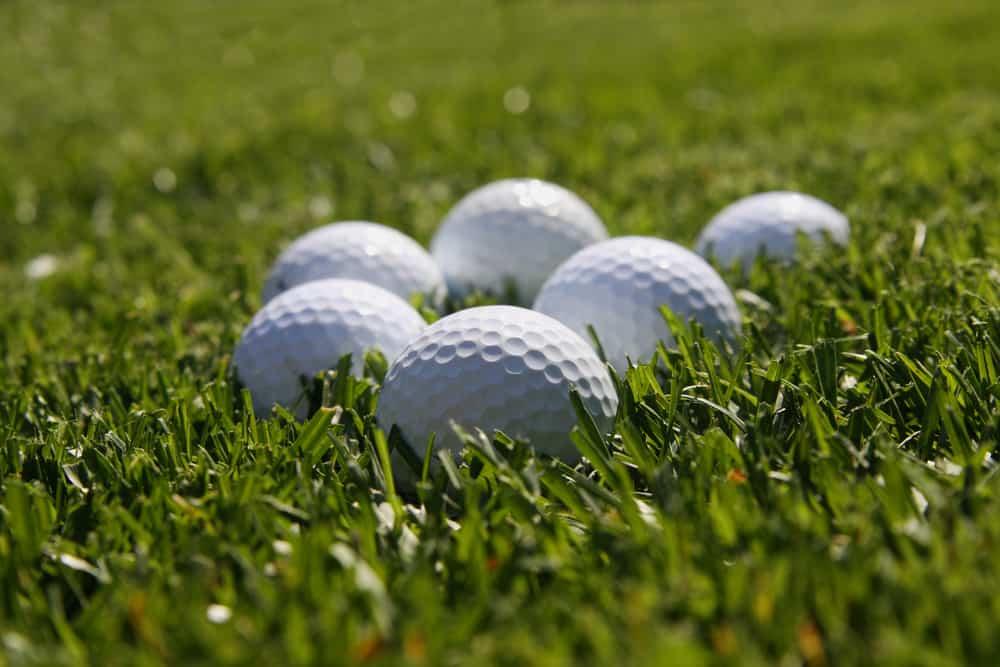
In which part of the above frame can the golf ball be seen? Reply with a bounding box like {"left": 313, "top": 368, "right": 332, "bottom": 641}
{"left": 376, "top": 306, "right": 618, "bottom": 474}
{"left": 430, "top": 179, "right": 608, "bottom": 304}
{"left": 695, "top": 191, "right": 849, "bottom": 271}
{"left": 262, "top": 221, "right": 446, "bottom": 307}
{"left": 534, "top": 237, "right": 741, "bottom": 371}
{"left": 234, "top": 279, "right": 427, "bottom": 419}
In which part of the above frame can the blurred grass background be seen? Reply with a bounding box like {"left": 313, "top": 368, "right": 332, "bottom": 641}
{"left": 4, "top": 0, "right": 998, "bottom": 255}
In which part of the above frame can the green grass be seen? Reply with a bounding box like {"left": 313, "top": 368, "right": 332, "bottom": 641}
{"left": 3, "top": 0, "right": 1000, "bottom": 664}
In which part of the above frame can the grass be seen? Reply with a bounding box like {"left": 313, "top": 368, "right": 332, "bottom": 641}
{"left": 3, "top": 0, "right": 1000, "bottom": 664}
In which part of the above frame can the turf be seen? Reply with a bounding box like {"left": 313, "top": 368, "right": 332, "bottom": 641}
{"left": 3, "top": 0, "right": 1000, "bottom": 664}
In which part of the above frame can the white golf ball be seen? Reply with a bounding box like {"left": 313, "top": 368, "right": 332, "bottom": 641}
{"left": 377, "top": 306, "right": 618, "bottom": 473}
{"left": 262, "top": 221, "right": 446, "bottom": 307}
{"left": 534, "top": 237, "right": 741, "bottom": 371}
{"left": 234, "top": 279, "right": 427, "bottom": 419}
{"left": 430, "top": 179, "right": 608, "bottom": 304}
{"left": 695, "top": 191, "right": 849, "bottom": 271}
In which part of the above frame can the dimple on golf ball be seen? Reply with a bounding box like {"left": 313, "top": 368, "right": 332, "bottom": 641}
{"left": 695, "top": 191, "right": 849, "bottom": 272}
{"left": 533, "top": 236, "right": 741, "bottom": 371}
{"left": 262, "top": 221, "right": 446, "bottom": 307}
{"left": 234, "top": 279, "right": 427, "bottom": 419}
{"left": 430, "top": 179, "right": 609, "bottom": 305}
{"left": 376, "top": 306, "right": 618, "bottom": 474}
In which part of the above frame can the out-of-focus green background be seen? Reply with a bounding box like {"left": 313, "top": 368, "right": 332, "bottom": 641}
{"left": 4, "top": 0, "right": 998, "bottom": 265}
{"left": 4, "top": 1, "right": 1000, "bottom": 665}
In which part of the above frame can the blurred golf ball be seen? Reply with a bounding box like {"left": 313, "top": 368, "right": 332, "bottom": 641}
{"left": 431, "top": 179, "right": 608, "bottom": 304}
{"left": 695, "top": 191, "right": 849, "bottom": 272}
{"left": 377, "top": 306, "right": 618, "bottom": 476}
{"left": 534, "top": 237, "right": 741, "bottom": 371}
{"left": 262, "top": 221, "right": 446, "bottom": 307}
{"left": 234, "top": 279, "right": 427, "bottom": 419}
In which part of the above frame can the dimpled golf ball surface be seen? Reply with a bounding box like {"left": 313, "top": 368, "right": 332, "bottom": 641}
{"left": 377, "top": 306, "right": 618, "bottom": 466}
{"left": 534, "top": 237, "right": 741, "bottom": 371}
{"left": 262, "top": 221, "right": 446, "bottom": 306}
{"left": 695, "top": 191, "right": 849, "bottom": 271}
{"left": 431, "top": 179, "right": 608, "bottom": 304}
{"left": 234, "top": 279, "right": 426, "bottom": 419}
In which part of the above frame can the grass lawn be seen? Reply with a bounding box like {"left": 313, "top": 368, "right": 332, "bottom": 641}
{"left": 3, "top": 0, "right": 1000, "bottom": 664}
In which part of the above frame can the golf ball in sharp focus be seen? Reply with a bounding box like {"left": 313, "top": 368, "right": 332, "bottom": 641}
{"left": 262, "top": 221, "right": 446, "bottom": 307}
{"left": 234, "top": 279, "right": 427, "bottom": 419}
{"left": 376, "top": 306, "right": 618, "bottom": 474}
{"left": 695, "top": 191, "right": 849, "bottom": 272}
{"left": 534, "top": 237, "right": 742, "bottom": 371}
{"left": 430, "top": 179, "right": 609, "bottom": 305}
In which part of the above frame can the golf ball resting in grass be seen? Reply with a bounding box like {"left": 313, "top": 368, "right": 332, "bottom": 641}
{"left": 376, "top": 306, "right": 618, "bottom": 479}
{"left": 534, "top": 237, "right": 741, "bottom": 371}
{"left": 233, "top": 279, "right": 427, "bottom": 419}
{"left": 695, "top": 191, "right": 849, "bottom": 272}
{"left": 262, "top": 221, "right": 446, "bottom": 308}
{"left": 431, "top": 179, "right": 608, "bottom": 305}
